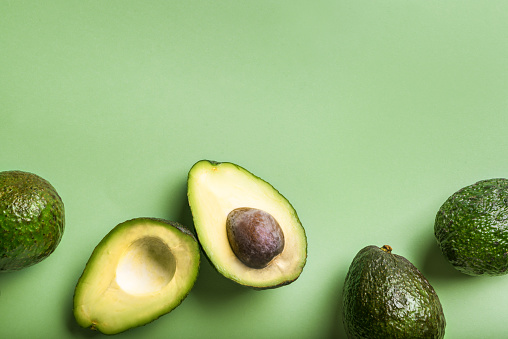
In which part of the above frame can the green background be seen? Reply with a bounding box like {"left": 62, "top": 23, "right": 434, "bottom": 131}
{"left": 1, "top": 1, "right": 507, "bottom": 338}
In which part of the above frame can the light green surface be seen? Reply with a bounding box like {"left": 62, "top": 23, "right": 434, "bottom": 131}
{"left": 1, "top": 1, "right": 507, "bottom": 338}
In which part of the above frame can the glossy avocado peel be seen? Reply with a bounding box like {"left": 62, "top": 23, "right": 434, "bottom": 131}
{"left": 0, "top": 170, "right": 65, "bottom": 272}
{"left": 342, "top": 245, "right": 445, "bottom": 339}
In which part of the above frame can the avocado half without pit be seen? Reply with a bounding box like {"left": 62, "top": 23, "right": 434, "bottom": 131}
{"left": 187, "top": 160, "right": 307, "bottom": 289}
{"left": 73, "top": 218, "right": 200, "bottom": 335}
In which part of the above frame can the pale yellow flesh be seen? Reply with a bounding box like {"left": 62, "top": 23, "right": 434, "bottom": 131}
{"left": 188, "top": 161, "right": 307, "bottom": 287}
{"left": 74, "top": 220, "right": 199, "bottom": 334}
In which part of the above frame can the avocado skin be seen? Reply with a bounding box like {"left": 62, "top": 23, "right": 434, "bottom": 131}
{"left": 0, "top": 171, "right": 65, "bottom": 271}
{"left": 342, "top": 245, "right": 445, "bottom": 339}
{"left": 435, "top": 178, "right": 508, "bottom": 276}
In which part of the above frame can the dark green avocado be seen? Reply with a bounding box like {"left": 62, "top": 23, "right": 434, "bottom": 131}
{"left": 342, "top": 245, "right": 446, "bottom": 339}
{"left": 435, "top": 178, "right": 508, "bottom": 276}
{"left": 0, "top": 170, "right": 65, "bottom": 271}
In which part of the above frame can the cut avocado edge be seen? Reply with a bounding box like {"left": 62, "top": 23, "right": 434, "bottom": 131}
{"left": 73, "top": 217, "right": 200, "bottom": 335}
{"left": 187, "top": 160, "right": 307, "bottom": 290}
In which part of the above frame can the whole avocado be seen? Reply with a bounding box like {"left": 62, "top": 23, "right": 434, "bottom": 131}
{"left": 435, "top": 178, "right": 508, "bottom": 276}
{"left": 0, "top": 170, "right": 65, "bottom": 271}
{"left": 342, "top": 245, "right": 445, "bottom": 339}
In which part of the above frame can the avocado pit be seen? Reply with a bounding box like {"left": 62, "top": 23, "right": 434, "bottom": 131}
{"left": 226, "top": 207, "right": 284, "bottom": 269}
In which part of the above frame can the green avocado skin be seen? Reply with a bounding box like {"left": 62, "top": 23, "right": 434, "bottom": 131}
{"left": 0, "top": 171, "right": 65, "bottom": 271}
{"left": 342, "top": 245, "right": 445, "bottom": 339}
{"left": 435, "top": 178, "right": 508, "bottom": 276}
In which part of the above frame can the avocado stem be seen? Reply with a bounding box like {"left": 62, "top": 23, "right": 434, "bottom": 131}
{"left": 381, "top": 245, "right": 392, "bottom": 253}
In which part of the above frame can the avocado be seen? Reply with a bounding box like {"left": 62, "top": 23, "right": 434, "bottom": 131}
{"left": 0, "top": 170, "right": 65, "bottom": 272}
{"left": 342, "top": 245, "right": 446, "bottom": 339}
{"left": 187, "top": 160, "right": 307, "bottom": 289}
{"left": 435, "top": 178, "right": 508, "bottom": 276}
{"left": 73, "top": 218, "right": 200, "bottom": 335}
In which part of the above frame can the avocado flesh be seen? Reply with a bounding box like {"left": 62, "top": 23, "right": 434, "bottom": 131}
{"left": 73, "top": 218, "right": 200, "bottom": 335}
{"left": 187, "top": 160, "right": 307, "bottom": 289}
{"left": 342, "top": 245, "right": 446, "bottom": 339}
{"left": 435, "top": 178, "right": 508, "bottom": 276}
{"left": 0, "top": 170, "right": 64, "bottom": 271}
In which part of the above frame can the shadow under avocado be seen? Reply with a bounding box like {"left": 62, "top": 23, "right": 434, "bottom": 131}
{"left": 191, "top": 254, "right": 251, "bottom": 304}
{"left": 174, "top": 180, "right": 195, "bottom": 234}
{"left": 420, "top": 232, "right": 474, "bottom": 282}
{"left": 328, "top": 269, "right": 348, "bottom": 339}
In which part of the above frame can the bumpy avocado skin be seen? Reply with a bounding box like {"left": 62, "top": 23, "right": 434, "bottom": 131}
{"left": 435, "top": 178, "right": 508, "bottom": 276}
{"left": 342, "top": 245, "right": 446, "bottom": 339}
{"left": 0, "top": 171, "right": 65, "bottom": 271}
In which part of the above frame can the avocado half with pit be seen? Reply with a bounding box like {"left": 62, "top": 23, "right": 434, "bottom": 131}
{"left": 187, "top": 160, "right": 307, "bottom": 289}
{"left": 73, "top": 218, "right": 200, "bottom": 334}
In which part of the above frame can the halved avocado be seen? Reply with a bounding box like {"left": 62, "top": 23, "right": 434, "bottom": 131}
{"left": 187, "top": 160, "right": 307, "bottom": 289}
{"left": 73, "top": 218, "right": 200, "bottom": 335}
